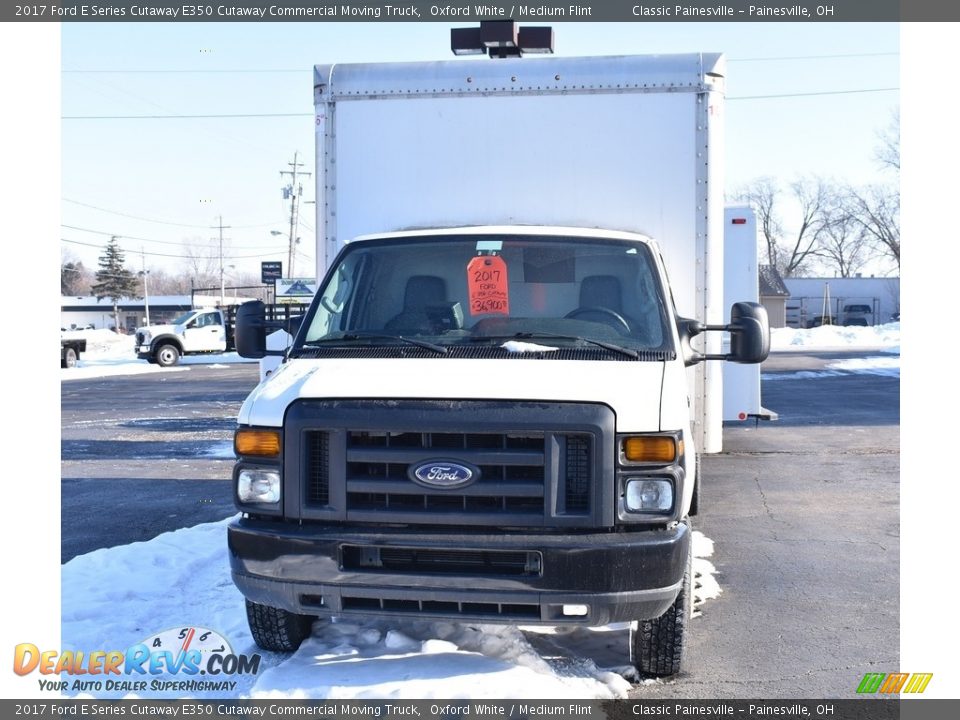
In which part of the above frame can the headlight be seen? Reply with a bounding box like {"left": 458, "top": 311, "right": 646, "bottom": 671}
{"left": 624, "top": 478, "right": 673, "bottom": 512}
{"left": 237, "top": 469, "right": 280, "bottom": 504}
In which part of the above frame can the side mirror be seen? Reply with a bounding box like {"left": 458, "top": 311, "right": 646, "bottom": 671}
{"left": 676, "top": 301, "right": 770, "bottom": 365}
{"left": 235, "top": 301, "right": 267, "bottom": 359}
{"left": 727, "top": 302, "right": 770, "bottom": 364}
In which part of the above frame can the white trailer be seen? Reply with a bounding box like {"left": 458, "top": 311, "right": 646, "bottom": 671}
{"left": 312, "top": 54, "right": 727, "bottom": 452}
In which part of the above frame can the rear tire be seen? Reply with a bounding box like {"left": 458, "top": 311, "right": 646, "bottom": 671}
{"left": 246, "top": 600, "right": 314, "bottom": 652}
{"left": 630, "top": 525, "right": 692, "bottom": 677}
{"left": 154, "top": 343, "right": 180, "bottom": 367}
{"left": 62, "top": 348, "right": 78, "bottom": 369}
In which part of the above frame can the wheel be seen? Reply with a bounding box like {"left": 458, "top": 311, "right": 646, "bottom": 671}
{"left": 564, "top": 306, "right": 632, "bottom": 333}
{"left": 154, "top": 343, "right": 181, "bottom": 367}
{"left": 630, "top": 526, "right": 692, "bottom": 677}
{"left": 245, "top": 600, "right": 314, "bottom": 652}
{"left": 62, "top": 348, "right": 78, "bottom": 368}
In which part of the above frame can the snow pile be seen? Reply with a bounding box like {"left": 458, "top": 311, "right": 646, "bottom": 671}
{"left": 770, "top": 321, "right": 900, "bottom": 351}
{"left": 201, "top": 441, "right": 236, "bottom": 459}
{"left": 62, "top": 517, "right": 723, "bottom": 699}
{"left": 61, "top": 328, "right": 133, "bottom": 357}
{"left": 763, "top": 355, "right": 900, "bottom": 382}
{"left": 60, "top": 328, "right": 255, "bottom": 381}
{"left": 691, "top": 531, "right": 721, "bottom": 618}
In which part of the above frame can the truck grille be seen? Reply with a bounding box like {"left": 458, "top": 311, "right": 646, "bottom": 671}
{"left": 288, "top": 400, "right": 615, "bottom": 529}
{"left": 343, "top": 430, "right": 547, "bottom": 519}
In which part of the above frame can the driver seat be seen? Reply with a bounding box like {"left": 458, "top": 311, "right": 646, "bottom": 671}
{"left": 579, "top": 275, "right": 623, "bottom": 313}
{"left": 384, "top": 275, "right": 448, "bottom": 332}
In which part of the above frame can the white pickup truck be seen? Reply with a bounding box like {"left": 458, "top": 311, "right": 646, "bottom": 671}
{"left": 135, "top": 308, "right": 231, "bottom": 366}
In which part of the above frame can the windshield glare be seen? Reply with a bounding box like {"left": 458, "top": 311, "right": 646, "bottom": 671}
{"left": 172, "top": 311, "right": 198, "bottom": 326}
{"left": 299, "top": 236, "right": 673, "bottom": 353}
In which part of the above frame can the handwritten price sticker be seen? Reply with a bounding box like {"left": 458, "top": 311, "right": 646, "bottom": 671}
{"left": 467, "top": 255, "right": 509, "bottom": 316}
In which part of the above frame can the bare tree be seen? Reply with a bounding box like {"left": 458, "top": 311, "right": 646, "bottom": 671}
{"left": 146, "top": 269, "right": 193, "bottom": 295}
{"left": 876, "top": 109, "right": 900, "bottom": 173}
{"left": 180, "top": 236, "right": 221, "bottom": 289}
{"left": 61, "top": 251, "right": 93, "bottom": 295}
{"left": 735, "top": 177, "right": 783, "bottom": 271}
{"left": 735, "top": 176, "right": 830, "bottom": 277}
{"left": 848, "top": 185, "right": 900, "bottom": 271}
{"left": 813, "top": 192, "right": 872, "bottom": 277}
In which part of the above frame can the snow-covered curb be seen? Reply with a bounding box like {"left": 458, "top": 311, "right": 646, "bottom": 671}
{"left": 770, "top": 322, "right": 899, "bottom": 351}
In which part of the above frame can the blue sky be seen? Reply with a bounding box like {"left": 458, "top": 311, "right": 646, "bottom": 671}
{"left": 60, "top": 22, "right": 899, "bottom": 279}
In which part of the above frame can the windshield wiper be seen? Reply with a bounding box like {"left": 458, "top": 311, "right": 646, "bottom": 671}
{"left": 473, "top": 332, "right": 640, "bottom": 359}
{"left": 302, "top": 332, "right": 448, "bottom": 355}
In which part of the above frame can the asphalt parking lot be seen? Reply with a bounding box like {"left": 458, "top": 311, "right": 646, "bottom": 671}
{"left": 60, "top": 351, "right": 898, "bottom": 697}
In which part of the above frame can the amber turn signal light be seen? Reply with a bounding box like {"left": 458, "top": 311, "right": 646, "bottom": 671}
{"left": 235, "top": 429, "right": 281, "bottom": 457}
{"left": 622, "top": 436, "right": 679, "bottom": 463}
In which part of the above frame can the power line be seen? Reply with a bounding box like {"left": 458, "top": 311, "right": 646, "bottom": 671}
{"left": 728, "top": 87, "right": 898, "bottom": 101}
{"left": 729, "top": 51, "right": 898, "bottom": 63}
{"left": 60, "top": 51, "right": 899, "bottom": 74}
{"left": 62, "top": 237, "right": 286, "bottom": 260}
{"left": 64, "top": 198, "right": 279, "bottom": 229}
{"left": 63, "top": 112, "right": 310, "bottom": 120}
{"left": 61, "top": 223, "right": 286, "bottom": 250}
{"left": 60, "top": 87, "right": 900, "bottom": 120}
{"left": 63, "top": 68, "right": 308, "bottom": 74}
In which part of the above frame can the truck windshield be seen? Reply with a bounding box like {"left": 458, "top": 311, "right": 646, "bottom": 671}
{"left": 295, "top": 235, "right": 673, "bottom": 356}
{"left": 172, "top": 311, "right": 198, "bottom": 325}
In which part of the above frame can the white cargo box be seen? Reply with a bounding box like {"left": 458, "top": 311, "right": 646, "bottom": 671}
{"left": 313, "top": 54, "right": 727, "bottom": 451}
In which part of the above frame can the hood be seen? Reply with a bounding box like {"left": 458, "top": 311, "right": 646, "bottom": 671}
{"left": 137, "top": 324, "right": 183, "bottom": 336}
{"left": 238, "top": 358, "right": 666, "bottom": 431}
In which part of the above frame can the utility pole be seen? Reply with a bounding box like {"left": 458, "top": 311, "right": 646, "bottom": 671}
{"left": 280, "top": 151, "right": 311, "bottom": 278}
{"left": 211, "top": 216, "right": 231, "bottom": 306}
{"left": 139, "top": 247, "right": 151, "bottom": 326}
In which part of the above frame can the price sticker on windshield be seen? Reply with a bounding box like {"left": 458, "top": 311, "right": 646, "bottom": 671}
{"left": 467, "top": 255, "right": 509, "bottom": 316}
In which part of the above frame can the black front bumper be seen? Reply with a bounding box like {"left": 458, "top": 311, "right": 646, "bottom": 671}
{"left": 229, "top": 518, "right": 690, "bottom": 625}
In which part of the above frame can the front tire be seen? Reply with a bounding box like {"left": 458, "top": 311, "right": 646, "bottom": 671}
{"left": 630, "top": 526, "right": 692, "bottom": 677}
{"left": 62, "top": 348, "right": 78, "bottom": 368}
{"left": 246, "top": 600, "right": 314, "bottom": 652}
{"left": 154, "top": 343, "right": 180, "bottom": 367}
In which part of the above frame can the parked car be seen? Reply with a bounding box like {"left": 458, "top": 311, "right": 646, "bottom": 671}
{"left": 841, "top": 304, "right": 872, "bottom": 327}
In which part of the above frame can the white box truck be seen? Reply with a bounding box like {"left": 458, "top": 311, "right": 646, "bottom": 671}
{"left": 228, "top": 52, "right": 768, "bottom": 678}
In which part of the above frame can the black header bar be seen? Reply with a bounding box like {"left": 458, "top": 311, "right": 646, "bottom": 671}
{"left": 5, "top": 1, "right": 956, "bottom": 24}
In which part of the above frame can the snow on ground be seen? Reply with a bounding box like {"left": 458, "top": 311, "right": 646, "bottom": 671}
{"left": 62, "top": 518, "right": 721, "bottom": 700}
{"left": 763, "top": 355, "right": 900, "bottom": 382}
{"left": 770, "top": 321, "right": 899, "bottom": 351}
{"left": 765, "top": 323, "right": 900, "bottom": 381}
{"left": 201, "top": 441, "right": 236, "bottom": 459}
{"left": 60, "top": 329, "right": 255, "bottom": 381}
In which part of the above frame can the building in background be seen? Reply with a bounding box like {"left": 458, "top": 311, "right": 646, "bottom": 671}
{"left": 60, "top": 294, "right": 256, "bottom": 332}
{"left": 758, "top": 265, "right": 790, "bottom": 329}
{"left": 783, "top": 277, "right": 900, "bottom": 328}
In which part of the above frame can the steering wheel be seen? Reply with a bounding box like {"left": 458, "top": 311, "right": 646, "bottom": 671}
{"left": 564, "top": 307, "right": 632, "bottom": 334}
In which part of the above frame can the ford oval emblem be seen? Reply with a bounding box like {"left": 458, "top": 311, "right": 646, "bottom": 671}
{"left": 409, "top": 459, "right": 480, "bottom": 490}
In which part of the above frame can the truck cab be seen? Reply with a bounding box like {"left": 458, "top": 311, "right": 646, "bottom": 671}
{"left": 229, "top": 226, "right": 768, "bottom": 677}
